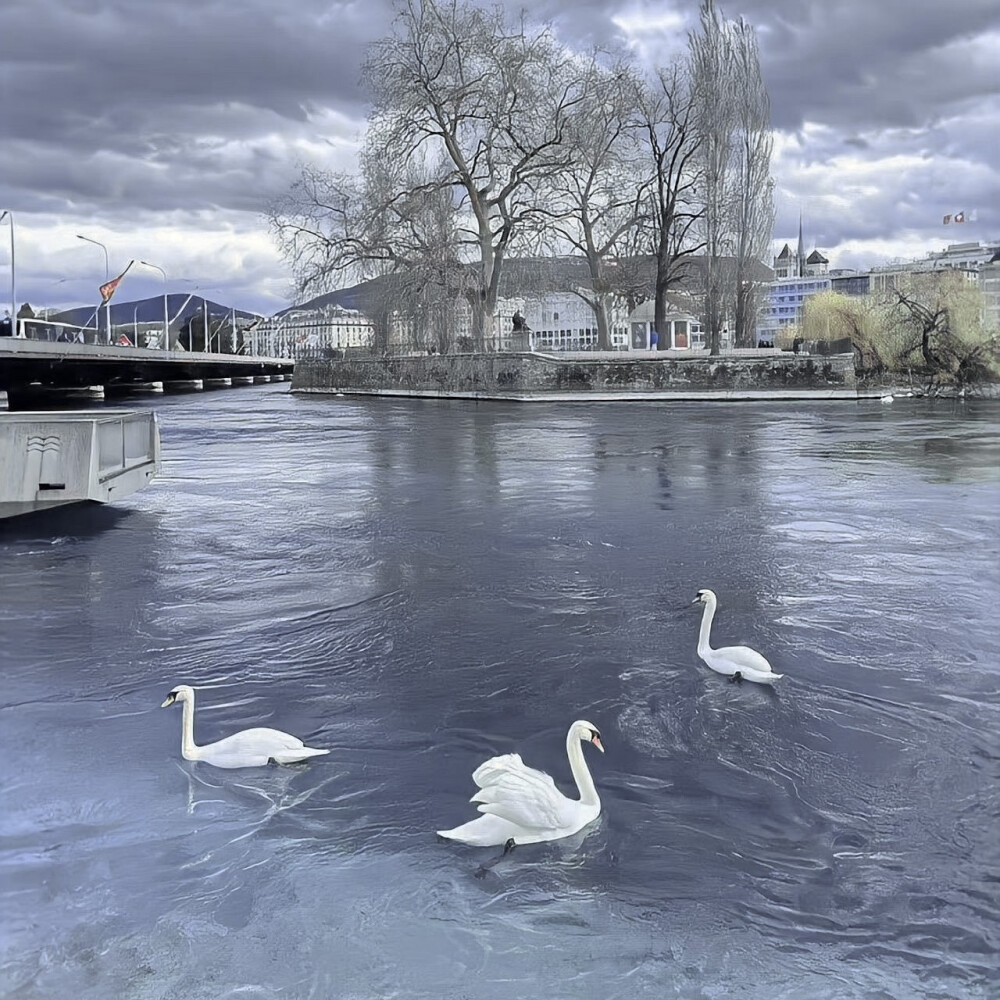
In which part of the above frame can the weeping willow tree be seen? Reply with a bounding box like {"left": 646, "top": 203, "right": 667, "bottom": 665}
{"left": 800, "top": 275, "right": 1000, "bottom": 388}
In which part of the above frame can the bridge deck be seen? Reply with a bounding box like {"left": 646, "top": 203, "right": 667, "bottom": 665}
{"left": 0, "top": 337, "right": 294, "bottom": 392}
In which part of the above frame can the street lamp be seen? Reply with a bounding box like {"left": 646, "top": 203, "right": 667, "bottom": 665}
{"left": 0, "top": 210, "right": 14, "bottom": 332}
{"left": 139, "top": 260, "right": 168, "bottom": 349}
{"left": 77, "top": 233, "right": 111, "bottom": 343}
{"left": 178, "top": 280, "right": 222, "bottom": 353}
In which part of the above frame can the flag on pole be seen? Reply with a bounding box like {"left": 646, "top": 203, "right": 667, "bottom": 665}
{"left": 943, "top": 210, "right": 976, "bottom": 225}
{"left": 99, "top": 260, "right": 135, "bottom": 305}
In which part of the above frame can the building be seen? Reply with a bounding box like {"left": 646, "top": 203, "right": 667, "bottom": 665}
{"left": 512, "top": 290, "right": 630, "bottom": 352}
{"left": 758, "top": 225, "right": 832, "bottom": 343}
{"left": 926, "top": 241, "right": 1000, "bottom": 270}
{"left": 756, "top": 274, "right": 832, "bottom": 344}
{"left": 273, "top": 253, "right": 769, "bottom": 356}
{"left": 829, "top": 271, "right": 871, "bottom": 298}
{"left": 978, "top": 252, "right": 1000, "bottom": 332}
{"left": 627, "top": 297, "right": 704, "bottom": 351}
{"left": 259, "top": 304, "right": 374, "bottom": 357}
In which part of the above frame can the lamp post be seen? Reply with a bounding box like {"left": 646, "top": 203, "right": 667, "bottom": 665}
{"left": 178, "top": 280, "right": 221, "bottom": 353}
{"left": 77, "top": 233, "right": 111, "bottom": 343}
{"left": 0, "top": 211, "right": 14, "bottom": 333}
{"left": 139, "top": 260, "right": 168, "bottom": 349}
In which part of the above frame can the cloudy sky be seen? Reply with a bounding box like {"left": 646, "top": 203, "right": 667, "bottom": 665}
{"left": 1, "top": 0, "right": 997, "bottom": 317}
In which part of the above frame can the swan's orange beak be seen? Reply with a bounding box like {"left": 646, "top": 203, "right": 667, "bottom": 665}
{"left": 591, "top": 734, "right": 605, "bottom": 753}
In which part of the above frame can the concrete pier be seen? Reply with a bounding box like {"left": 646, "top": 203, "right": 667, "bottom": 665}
{"left": 1, "top": 410, "right": 161, "bottom": 519}
{"left": 292, "top": 350, "right": 859, "bottom": 401}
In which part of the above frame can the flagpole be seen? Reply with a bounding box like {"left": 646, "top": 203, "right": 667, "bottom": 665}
{"left": 0, "top": 211, "right": 14, "bottom": 330}
{"left": 139, "top": 260, "right": 168, "bottom": 349}
{"left": 77, "top": 234, "right": 110, "bottom": 343}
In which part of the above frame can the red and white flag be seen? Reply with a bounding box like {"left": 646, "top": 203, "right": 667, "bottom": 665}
{"left": 99, "top": 260, "right": 134, "bottom": 305}
{"left": 943, "top": 210, "right": 976, "bottom": 225}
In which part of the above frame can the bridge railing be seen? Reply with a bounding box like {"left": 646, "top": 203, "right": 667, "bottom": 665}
{"left": 1, "top": 317, "right": 294, "bottom": 359}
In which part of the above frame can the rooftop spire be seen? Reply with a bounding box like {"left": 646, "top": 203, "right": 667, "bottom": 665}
{"left": 797, "top": 211, "right": 805, "bottom": 278}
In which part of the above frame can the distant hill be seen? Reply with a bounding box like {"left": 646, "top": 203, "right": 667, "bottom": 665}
{"left": 274, "top": 277, "right": 395, "bottom": 318}
{"left": 49, "top": 294, "right": 262, "bottom": 328}
{"left": 279, "top": 255, "right": 774, "bottom": 316}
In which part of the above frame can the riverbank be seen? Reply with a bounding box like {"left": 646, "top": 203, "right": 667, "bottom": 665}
{"left": 292, "top": 350, "right": 860, "bottom": 401}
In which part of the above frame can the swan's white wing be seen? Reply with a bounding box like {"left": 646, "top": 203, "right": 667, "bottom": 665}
{"left": 715, "top": 645, "right": 774, "bottom": 673}
{"left": 200, "top": 728, "right": 327, "bottom": 768}
{"left": 469, "top": 753, "right": 574, "bottom": 832}
{"left": 472, "top": 753, "right": 556, "bottom": 791}
{"left": 215, "top": 727, "right": 307, "bottom": 752}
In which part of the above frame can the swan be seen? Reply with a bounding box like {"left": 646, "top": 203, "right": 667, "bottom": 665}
{"left": 160, "top": 684, "right": 329, "bottom": 768}
{"left": 437, "top": 720, "right": 604, "bottom": 848}
{"left": 692, "top": 589, "right": 783, "bottom": 685}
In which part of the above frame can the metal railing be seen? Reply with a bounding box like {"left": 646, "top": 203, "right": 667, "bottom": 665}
{"left": 1, "top": 316, "right": 294, "bottom": 358}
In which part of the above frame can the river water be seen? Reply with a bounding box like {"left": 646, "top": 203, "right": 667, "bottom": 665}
{"left": 1, "top": 386, "right": 998, "bottom": 1000}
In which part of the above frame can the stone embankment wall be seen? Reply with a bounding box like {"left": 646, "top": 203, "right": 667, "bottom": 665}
{"left": 292, "top": 351, "right": 857, "bottom": 400}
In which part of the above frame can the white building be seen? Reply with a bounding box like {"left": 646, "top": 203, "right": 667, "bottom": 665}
{"left": 627, "top": 298, "right": 704, "bottom": 350}
{"left": 514, "top": 291, "right": 629, "bottom": 352}
{"left": 258, "top": 305, "right": 374, "bottom": 357}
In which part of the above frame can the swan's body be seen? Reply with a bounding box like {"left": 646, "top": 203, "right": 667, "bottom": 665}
{"left": 160, "top": 685, "right": 329, "bottom": 768}
{"left": 437, "top": 720, "right": 604, "bottom": 847}
{"left": 693, "top": 589, "right": 783, "bottom": 685}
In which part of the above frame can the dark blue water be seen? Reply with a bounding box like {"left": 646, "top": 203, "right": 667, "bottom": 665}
{"left": 1, "top": 386, "right": 998, "bottom": 999}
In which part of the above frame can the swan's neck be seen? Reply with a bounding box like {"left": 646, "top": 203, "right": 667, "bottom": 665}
{"left": 179, "top": 693, "right": 201, "bottom": 760}
{"left": 697, "top": 597, "right": 717, "bottom": 656}
{"left": 566, "top": 730, "right": 599, "bottom": 808}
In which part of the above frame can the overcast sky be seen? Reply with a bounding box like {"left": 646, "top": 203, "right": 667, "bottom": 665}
{"left": 1, "top": 0, "right": 998, "bottom": 317}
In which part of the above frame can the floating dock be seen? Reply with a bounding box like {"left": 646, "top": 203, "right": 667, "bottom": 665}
{"left": 0, "top": 410, "right": 161, "bottom": 519}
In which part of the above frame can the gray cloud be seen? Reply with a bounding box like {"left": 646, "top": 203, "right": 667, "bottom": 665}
{"left": 1, "top": 0, "right": 997, "bottom": 315}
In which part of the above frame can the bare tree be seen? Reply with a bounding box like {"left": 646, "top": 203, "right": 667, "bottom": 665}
{"left": 269, "top": 156, "right": 465, "bottom": 353}
{"left": 537, "top": 57, "right": 647, "bottom": 350}
{"left": 689, "top": 0, "right": 735, "bottom": 354}
{"left": 363, "top": 0, "right": 589, "bottom": 348}
{"left": 636, "top": 62, "right": 705, "bottom": 343}
{"left": 728, "top": 19, "right": 774, "bottom": 347}
{"left": 689, "top": 0, "right": 773, "bottom": 352}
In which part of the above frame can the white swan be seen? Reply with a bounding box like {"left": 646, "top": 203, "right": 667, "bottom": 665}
{"left": 437, "top": 720, "right": 604, "bottom": 847}
{"left": 160, "top": 684, "right": 329, "bottom": 768}
{"left": 692, "top": 589, "right": 783, "bottom": 685}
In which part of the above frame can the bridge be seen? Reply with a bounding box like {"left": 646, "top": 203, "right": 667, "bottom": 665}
{"left": 0, "top": 336, "right": 294, "bottom": 405}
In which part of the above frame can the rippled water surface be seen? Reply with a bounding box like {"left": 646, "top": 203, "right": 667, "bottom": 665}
{"left": 1, "top": 387, "right": 998, "bottom": 999}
